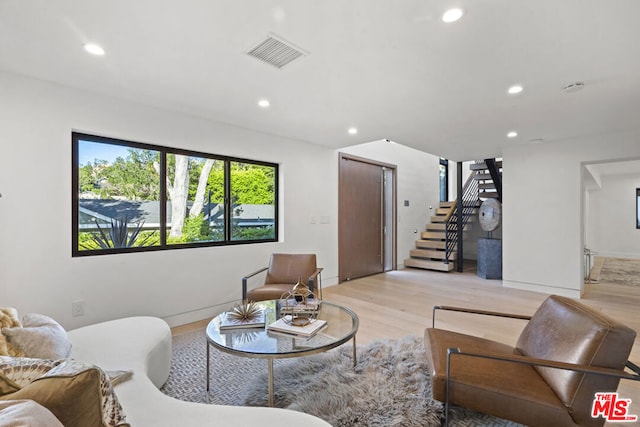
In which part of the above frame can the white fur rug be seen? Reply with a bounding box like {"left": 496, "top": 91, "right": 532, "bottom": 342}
{"left": 161, "top": 331, "right": 521, "bottom": 426}
{"left": 244, "top": 335, "right": 440, "bottom": 426}
{"left": 243, "top": 335, "right": 520, "bottom": 427}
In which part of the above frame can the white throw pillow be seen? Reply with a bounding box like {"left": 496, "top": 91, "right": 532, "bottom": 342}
{"left": 1, "top": 314, "right": 72, "bottom": 360}
{"left": 0, "top": 399, "right": 64, "bottom": 427}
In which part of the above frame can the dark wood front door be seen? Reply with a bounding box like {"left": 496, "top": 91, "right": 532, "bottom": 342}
{"left": 339, "top": 155, "right": 385, "bottom": 281}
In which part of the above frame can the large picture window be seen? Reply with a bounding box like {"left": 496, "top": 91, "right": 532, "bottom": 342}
{"left": 72, "top": 132, "right": 278, "bottom": 256}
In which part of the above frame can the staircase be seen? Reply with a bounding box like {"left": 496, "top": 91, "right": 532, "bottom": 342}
{"left": 404, "top": 159, "right": 502, "bottom": 272}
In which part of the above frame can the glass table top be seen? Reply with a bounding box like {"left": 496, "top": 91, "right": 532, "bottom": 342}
{"left": 206, "top": 299, "right": 359, "bottom": 359}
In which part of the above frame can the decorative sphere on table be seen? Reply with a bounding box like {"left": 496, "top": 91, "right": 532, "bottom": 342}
{"left": 280, "top": 279, "right": 318, "bottom": 326}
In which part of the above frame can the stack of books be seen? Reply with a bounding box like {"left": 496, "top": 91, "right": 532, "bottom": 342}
{"left": 267, "top": 316, "right": 327, "bottom": 338}
{"left": 279, "top": 298, "right": 321, "bottom": 316}
{"left": 219, "top": 309, "right": 266, "bottom": 331}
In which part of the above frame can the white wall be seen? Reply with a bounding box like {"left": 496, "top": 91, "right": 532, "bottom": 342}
{"left": 0, "top": 71, "right": 339, "bottom": 329}
{"left": 0, "top": 72, "right": 442, "bottom": 330}
{"left": 502, "top": 131, "right": 640, "bottom": 298}
{"left": 585, "top": 171, "right": 640, "bottom": 259}
{"left": 339, "top": 140, "right": 441, "bottom": 267}
{"left": 9, "top": 67, "right": 629, "bottom": 328}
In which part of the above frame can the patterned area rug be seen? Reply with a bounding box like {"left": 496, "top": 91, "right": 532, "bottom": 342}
{"left": 590, "top": 256, "right": 640, "bottom": 286}
{"left": 160, "top": 329, "right": 521, "bottom": 426}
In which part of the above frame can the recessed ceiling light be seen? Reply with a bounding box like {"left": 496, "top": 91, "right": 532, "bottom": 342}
{"left": 442, "top": 8, "right": 464, "bottom": 23}
{"left": 348, "top": 127, "right": 358, "bottom": 135}
{"left": 507, "top": 131, "right": 518, "bottom": 138}
{"left": 84, "top": 43, "right": 105, "bottom": 56}
{"left": 257, "top": 99, "right": 270, "bottom": 108}
{"left": 508, "top": 84, "right": 523, "bottom": 95}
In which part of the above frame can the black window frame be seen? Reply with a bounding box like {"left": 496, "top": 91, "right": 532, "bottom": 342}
{"left": 439, "top": 158, "right": 449, "bottom": 202}
{"left": 637, "top": 188, "right": 640, "bottom": 229}
{"left": 72, "top": 132, "right": 278, "bottom": 257}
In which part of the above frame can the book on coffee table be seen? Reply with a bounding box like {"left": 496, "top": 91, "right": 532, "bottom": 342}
{"left": 267, "top": 316, "right": 327, "bottom": 338}
{"left": 219, "top": 309, "right": 266, "bottom": 330}
{"left": 279, "top": 298, "right": 322, "bottom": 315}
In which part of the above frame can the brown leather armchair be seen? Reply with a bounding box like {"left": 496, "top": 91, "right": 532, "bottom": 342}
{"left": 242, "top": 253, "right": 323, "bottom": 303}
{"left": 425, "top": 295, "right": 640, "bottom": 427}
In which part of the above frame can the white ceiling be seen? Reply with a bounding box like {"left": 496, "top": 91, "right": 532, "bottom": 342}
{"left": 2, "top": 0, "right": 640, "bottom": 161}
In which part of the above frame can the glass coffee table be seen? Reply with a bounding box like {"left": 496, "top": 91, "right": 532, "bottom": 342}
{"left": 206, "top": 300, "right": 359, "bottom": 406}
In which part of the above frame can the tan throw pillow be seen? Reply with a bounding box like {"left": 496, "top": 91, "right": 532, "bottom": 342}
{"left": 2, "top": 314, "right": 71, "bottom": 360}
{"left": 0, "top": 359, "right": 129, "bottom": 427}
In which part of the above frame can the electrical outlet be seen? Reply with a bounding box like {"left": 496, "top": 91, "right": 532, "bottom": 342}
{"left": 72, "top": 300, "right": 85, "bottom": 317}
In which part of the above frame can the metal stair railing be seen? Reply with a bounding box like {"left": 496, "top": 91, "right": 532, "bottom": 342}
{"left": 484, "top": 158, "right": 502, "bottom": 202}
{"left": 444, "top": 164, "right": 481, "bottom": 264}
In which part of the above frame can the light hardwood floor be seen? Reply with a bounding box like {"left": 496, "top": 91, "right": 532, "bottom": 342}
{"left": 175, "top": 264, "right": 640, "bottom": 423}
{"left": 321, "top": 264, "right": 640, "bottom": 425}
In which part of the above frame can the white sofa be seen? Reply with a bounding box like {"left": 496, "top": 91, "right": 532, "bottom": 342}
{"left": 67, "top": 316, "right": 330, "bottom": 426}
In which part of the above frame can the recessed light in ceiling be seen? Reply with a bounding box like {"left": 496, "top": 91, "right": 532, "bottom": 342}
{"left": 442, "top": 8, "right": 464, "bottom": 23}
{"left": 562, "top": 81, "right": 585, "bottom": 93}
{"left": 508, "top": 84, "right": 523, "bottom": 95}
{"left": 257, "top": 99, "right": 270, "bottom": 108}
{"left": 507, "top": 131, "right": 518, "bottom": 138}
{"left": 348, "top": 127, "right": 358, "bottom": 135}
{"left": 84, "top": 43, "right": 105, "bottom": 56}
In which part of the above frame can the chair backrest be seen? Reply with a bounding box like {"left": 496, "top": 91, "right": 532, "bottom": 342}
{"left": 516, "top": 295, "right": 636, "bottom": 426}
{"left": 265, "top": 253, "right": 317, "bottom": 285}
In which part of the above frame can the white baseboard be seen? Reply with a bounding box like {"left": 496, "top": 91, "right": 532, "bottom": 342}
{"left": 162, "top": 302, "right": 232, "bottom": 328}
{"left": 593, "top": 252, "right": 640, "bottom": 260}
{"left": 503, "top": 280, "right": 581, "bottom": 299}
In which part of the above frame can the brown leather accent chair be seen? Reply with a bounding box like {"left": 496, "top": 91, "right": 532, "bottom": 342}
{"left": 425, "top": 295, "right": 640, "bottom": 426}
{"left": 242, "top": 253, "right": 323, "bottom": 303}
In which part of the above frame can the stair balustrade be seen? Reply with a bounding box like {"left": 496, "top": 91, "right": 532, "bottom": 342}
{"left": 444, "top": 163, "right": 482, "bottom": 264}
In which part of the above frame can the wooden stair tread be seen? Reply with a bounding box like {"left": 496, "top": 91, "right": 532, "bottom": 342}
{"left": 415, "top": 240, "right": 450, "bottom": 250}
{"left": 479, "top": 191, "right": 500, "bottom": 199}
{"left": 478, "top": 183, "right": 496, "bottom": 190}
{"left": 404, "top": 258, "right": 455, "bottom": 272}
{"left": 420, "top": 231, "right": 446, "bottom": 239}
{"left": 473, "top": 173, "right": 494, "bottom": 180}
{"left": 426, "top": 223, "right": 471, "bottom": 231}
{"left": 470, "top": 161, "right": 503, "bottom": 171}
{"left": 410, "top": 249, "right": 457, "bottom": 260}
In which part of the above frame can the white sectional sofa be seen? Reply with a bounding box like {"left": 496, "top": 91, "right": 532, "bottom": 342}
{"left": 67, "top": 316, "right": 330, "bottom": 426}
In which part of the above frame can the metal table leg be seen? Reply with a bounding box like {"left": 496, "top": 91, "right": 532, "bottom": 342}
{"left": 206, "top": 341, "right": 210, "bottom": 391}
{"left": 352, "top": 335, "right": 357, "bottom": 367}
{"left": 268, "top": 358, "right": 274, "bottom": 407}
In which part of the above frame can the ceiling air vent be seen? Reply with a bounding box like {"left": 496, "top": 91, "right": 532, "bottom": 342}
{"left": 246, "top": 34, "right": 308, "bottom": 69}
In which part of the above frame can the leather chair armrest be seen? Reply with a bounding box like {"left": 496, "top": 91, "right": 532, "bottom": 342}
{"left": 432, "top": 305, "right": 532, "bottom": 328}
{"left": 447, "top": 348, "right": 640, "bottom": 381}
{"left": 242, "top": 267, "right": 268, "bottom": 302}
